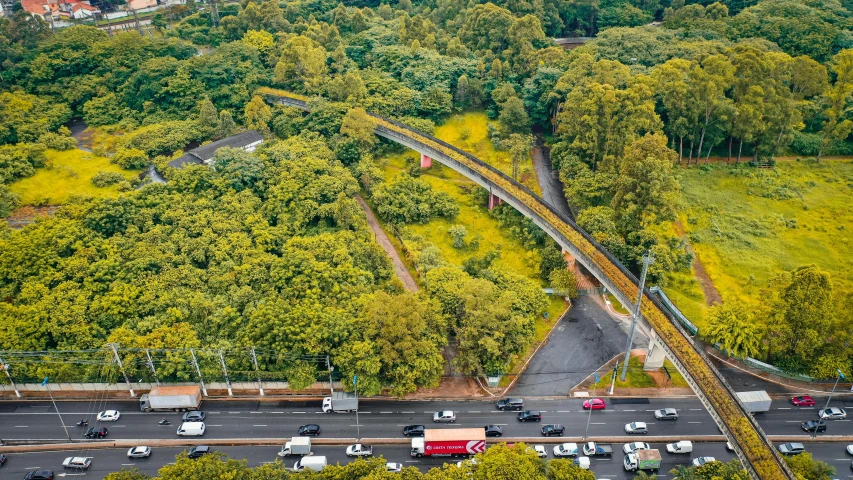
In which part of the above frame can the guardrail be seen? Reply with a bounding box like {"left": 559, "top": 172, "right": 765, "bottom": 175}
{"left": 259, "top": 90, "right": 793, "bottom": 480}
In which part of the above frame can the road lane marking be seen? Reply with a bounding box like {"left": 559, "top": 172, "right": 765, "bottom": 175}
{"left": 381, "top": 412, "right": 393, "bottom": 414}
{"left": 622, "top": 409, "right": 636, "bottom": 412}
{"left": 350, "top": 424, "right": 364, "bottom": 427}
{"left": 250, "top": 412, "right": 263, "bottom": 414}
{"left": 271, "top": 411, "right": 284, "bottom": 414}
{"left": 469, "top": 411, "right": 481, "bottom": 413}
{"left": 122, "top": 464, "right": 135, "bottom": 466}
{"left": 209, "top": 411, "right": 221, "bottom": 414}
{"left": 557, "top": 411, "right": 572, "bottom": 413}
{"left": 777, "top": 408, "right": 791, "bottom": 410}
{"left": 360, "top": 412, "right": 371, "bottom": 414}
{"left": 293, "top": 412, "right": 307, "bottom": 414}
{"left": 401, "top": 411, "right": 415, "bottom": 414}
{"left": 25, "top": 467, "right": 41, "bottom": 470}
{"left": 208, "top": 424, "right": 223, "bottom": 426}
{"left": 228, "top": 411, "right": 240, "bottom": 414}
{"left": 405, "top": 461, "right": 419, "bottom": 463}
{"left": 590, "top": 422, "right": 606, "bottom": 425}
{"left": 786, "top": 421, "right": 802, "bottom": 423}
{"left": 253, "top": 425, "right": 267, "bottom": 427}
{"left": 690, "top": 409, "right": 703, "bottom": 411}
{"left": 688, "top": 422, "right": 702, "bottom": 424}
{"left": 15, "top": 425, "right": 28, "bottom": 428}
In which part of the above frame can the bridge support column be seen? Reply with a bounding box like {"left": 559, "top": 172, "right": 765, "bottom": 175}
{"left": 488, "top": 192, "right": 502, "bottom": 210}
{"left": 644, "top": 333, "right": 667, "bottom": 370}
{"left": 420, "top": 153, "right": 432, "bottom": 168}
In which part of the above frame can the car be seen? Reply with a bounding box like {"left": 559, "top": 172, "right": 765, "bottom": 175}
{"left": 484, "top": 425, "right": 503, "bottom": 437}
{"left": 533, "top": 445, "right": 547, "bottom": 458}
{"left": 654, "top": 408, "right": 679, "bottom": 420}
{"left": 583, "top": 398, "right": 606, "bottom": 410}
{"left": 518, "top": 410, "right": 542, "bottom": 422}
{"left": 623, "top": 442, "right": 650, "bottom": 454}
{"left": 0, "top": 453, "right": 5, "bottom": 466}
{"left": 298, "top": 424, "right": 321, "bottom": 436}
{"left": 62, "top": 457, "right": 91, "bottom": 469}
{"left": 847, "top": 445, "right": 853, "bottom": 455}
{"left": 24, "top": 470, "right": 54, "bottom": 480}
{"left": 819, "top": 407, "right": 847, "bottom": 420}
{"left": 403, "top": 425, "right": 425, "bottom": 436}
{"left": 456, "top": 458, "right": 479, "bottom": 468}
{"left": 791, "top": 396, "right": 816, "bottom": 407}
{"left": 573, "top": 457, "right": 590, "bottom": 470}
{"left": 553, "top": 442, "right": 579, "bottom": 457}
{"left": 541, "top": 424, "right": 565, "bottom": 436}
{"left": 726, "top": 442, "right": 734, "bottom": 451}
{"left": 96, "top": 410, "right": 120, "bottom": 422}
{"left": 84, "top": 426, "right": 108, "bottom": 438}
{"left": 187, "top": 446, "right": 211, "bottom": 459}
{"left": 433, "top": 411, "right": 456, "bottom": 423}
{"left": 778, "top": 443, "right": 805, "bottom": 455}
{"left": 624, "top": 422, "right": 648, "bottom": 434}
{"left": 386, "top": 462, "right": 403, "bottom": 473}
{"left": 692, "top": 457, "right": 716, "bottom": 467}
{"left": 127, "top": 446, "right": 152, "bottom": 458}
{"left": 802, "top": 420, "right": 826, "bottom": 433}
{"left": 496, "top": 398, "right": 524, "bottom": 411}
{"left": 182, "top": 411, "right": 206, "bottom": 422}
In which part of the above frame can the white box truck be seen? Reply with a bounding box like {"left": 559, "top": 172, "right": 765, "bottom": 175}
{"left": 624, "top": 449, "right": 662, "bottom": 472}
{"left": 736, "top": 390, "right": 772, "bottom": 413}
{"left": 278, "top": 437, "right": 311, "bottom": 456}
{"left": 323, "top": 391, "right": 358, "bottom": 413}
{"left": 140, "top": 386, "right": 202, "bottom": 412}
{"left": 294, "top": 456, "right": 327, "bottom": 472}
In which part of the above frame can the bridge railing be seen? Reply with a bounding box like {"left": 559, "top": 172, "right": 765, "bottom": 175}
{"left": 260, "top": 90, "right": 792, "bottom": 479}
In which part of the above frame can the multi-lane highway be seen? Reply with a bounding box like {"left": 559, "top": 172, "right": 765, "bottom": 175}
{"left": 2, "top": 396, "right": 853, "bottom": 478}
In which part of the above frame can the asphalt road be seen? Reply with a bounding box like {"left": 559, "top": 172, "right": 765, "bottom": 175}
{"left": 2, "top": 442, "right": 853, "bottom": 479}
{"left": 3, "top": 397, "right": 853, "bottom": 443}
{"left": 511, "top": 295, "right": 644, "bottom": 396}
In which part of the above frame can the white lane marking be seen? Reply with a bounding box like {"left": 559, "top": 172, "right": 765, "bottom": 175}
{"left": 777, "top": 408, "right": 791, "bottom": 410}
{"left": 688, "top": 422, "right": 702, "bottom": 424}
{"left": 261, "top": 461, "right": 274, "bottom": 464}
{"left": 121, "top": 463, "right": 135, "bottom": 466}
{"left": 690, "top": 409, "right": 703, "bottom": 411}
{"left": 401, "top": 411, "right": 415, "bottom": 414}
{"left": 785, "top": 421, "right": 802, "bottom": 423}
{"left": 405, "top": 461, "right": 420, "bottom": 463}
{"left": 250, "top": 412, "right": 263, "bottom": 414}
{"left": 253, "top": 425, "right": 267, "bottom": 427}
{"left": 111, "top": 425, "right": 126, "bottom": 427}
{"left": 492, "top": 423, "right": 508, "bottom": 426}
{"left": 15, "top": 425, "right": 28, "bottom": 428}
{"left": 646, "top": 409, "right": 657, "bottom": 412}
{"left": 469, "top": 411, "right": 481, "bottom": 413}
{"left": 293, "top": 412, "right": 307, "bottom": 414}
{"left": 381, "top": 412, "right": 393, "bottom": 414}
{"left": 350, "top": 424, "right": 364, "bottom": 427}
{"left": 25, "top": 467, "right": 41, "bottom": 470}
{"left": 228, "top": 411, "right": 240, "bottom": 414}
{"left": 360, "top": 412, "right": 371, "bottom": 414}
{"left": 271, "top": 411, "right": 284, "bottom": 414}
{"left": 557, "top": 411, "right": 572, "bottom": 413}
{"left": 623, "top": 409, "right": 636, "bottom": 412}
{"left": 423, "top": 411, "right": 432, "bottom": 414}
{"left": 590, "top": 422, "right": 606, "bottom": 425}
{"left": 208, "top": 424, "right": 223, "bottom": 427}
{"left": 209, "top": 411, "right": 221, "bottom": 414}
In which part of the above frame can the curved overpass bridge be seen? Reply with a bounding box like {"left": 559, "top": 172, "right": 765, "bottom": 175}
{"left": 259, "top": 88, "right": 792, "bottom": 480}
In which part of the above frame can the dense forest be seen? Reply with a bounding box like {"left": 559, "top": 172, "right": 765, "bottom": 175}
{"left": 0, "top": 0, "right": 852, "bottom": 388}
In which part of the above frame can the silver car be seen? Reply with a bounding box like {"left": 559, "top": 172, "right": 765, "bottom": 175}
{"left": 128, "top": 446, "right": 152, "bottom": 458}
{"left": 654, "top": 408, "right": 678, "bottom": 420}
{"left": 777, "top": 443, "right": 805, "bottom": 455}
{"left": 625, "top": 422, "right": 648, "bottom": 434}
{"left": 623, "top": 442, "right": 650, "bottom": 454}
{"left": 819, "top": 407, "right": 847, "bottom": 420}
{"left": 692, "top": 456, "right": 716, "bottom": 467}
{"left": 433, "top": 411, "right": 456, "bottom": 423}
{"left": 62, "top": 457, "right": 92, "bottom": 469}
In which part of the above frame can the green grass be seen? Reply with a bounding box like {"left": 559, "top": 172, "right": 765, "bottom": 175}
{"left": 663, "top": 360, "right": 689, "bottom": 388}
{"left": 9, "top": 149, "right": 140, "bottom": 205}
{"left": 604, "top": 293, "right": 630, "bottom": 315}
{"left": 434, "top": 112, "right": 541, "bottom": 195}
{"left": 612, "top": 357, "right": 657, "bottom": 389}
{"left": 665, "top": 161, "right": 853, "bottom": 327}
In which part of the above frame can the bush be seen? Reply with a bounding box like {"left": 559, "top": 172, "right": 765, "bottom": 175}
{"left": 372, "top": 174, "right": 459, "bottom": 224}
{"left": 91, "top": 171, "right": 126, "bottom": 188}
{"left": 111, "top": 148, "right": 149, "bottom": 169}
{"left": 448, "top": 224, "right": 468, "bottom": 248}
{"left": 116, "top": 120, "right": 204, "bottom": 157}
{"left": 38, "top": 131, "right": 77, "bottom": 151}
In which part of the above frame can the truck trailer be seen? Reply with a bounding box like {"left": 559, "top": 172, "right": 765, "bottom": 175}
{"left": 624, "top": 449, "right": 662, "bottom": 472}
{"left": 278, "top": 437, "right": 311, "bottom": 456}
{"left": 736, "top": 390, "right": 772, "bottom": 413}
{"left": 140, "top": 386, "right": 202, "bottom": 412}
{"left": 411, "top": 428, "right": 487, "bottom": 457}
{"left": 322, "top": 392, "right": 358, "bottom": 413}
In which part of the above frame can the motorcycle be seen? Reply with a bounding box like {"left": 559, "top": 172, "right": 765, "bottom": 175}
{"left": 76, "top": 419, "right": 88, "bottom": 427}
{"left": 158, "top": 418, "right": 171, "bottom": 425}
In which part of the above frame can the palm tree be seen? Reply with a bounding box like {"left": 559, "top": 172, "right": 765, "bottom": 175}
{"left": 703, "top": 300, "right": 763, "bottom": 359}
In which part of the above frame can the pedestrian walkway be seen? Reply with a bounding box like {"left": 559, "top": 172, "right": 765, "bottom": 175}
{"left": 355, "top": 194, "right": 419, "bottom": 292}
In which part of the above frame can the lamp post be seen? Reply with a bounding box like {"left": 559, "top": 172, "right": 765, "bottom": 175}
{"left": 584, "top": 373, "right": 599, "bottom": 441}
{"left": 353, "top": 375, "right": 360, "bottom": 441}
{"left": 42, "top": 377, "right": 72, "bottom": 443}
{"left": 813, "top": 369, "right": 845, "bottom": 438}
{"left": 620, "top": 251, "right": 654, "bottom": 382}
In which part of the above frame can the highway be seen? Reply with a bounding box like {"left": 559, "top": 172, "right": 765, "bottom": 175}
{"left": 3, "top": 397, "right": 853, "bottom": 442}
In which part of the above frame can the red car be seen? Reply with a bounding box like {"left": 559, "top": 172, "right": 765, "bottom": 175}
{"left": 791, "top": 396, "right": 815, "bottom": 407}
{"left": 583, "top": 398, "right": 606, "bottom": 410}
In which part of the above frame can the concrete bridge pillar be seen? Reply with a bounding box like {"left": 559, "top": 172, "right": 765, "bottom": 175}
{"left": 644, "top": 333, "right": 667, "bottom": 370}
{"left": 420, "top": 153, "right": 432, "bottom": 168}
{"left": 488, "top": 192, "right": 502, "bottom": 210}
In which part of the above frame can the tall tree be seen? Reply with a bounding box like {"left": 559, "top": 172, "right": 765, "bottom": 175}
{"left": 703, "top": 300, "right": 763, "bottom": 359}
{"left": 818, "top": 49, "right": 853, "bottom": 161}
{"left": 244, "top": 95, "right": 272, "bottom": 134}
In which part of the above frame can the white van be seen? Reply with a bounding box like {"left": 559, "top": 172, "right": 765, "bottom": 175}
{"left": 666, "top": 441, "right": 693, "bottom": 454}
{"left": 294, "top": 455, "right": 327, "bottom": 472}
{"left": 177, "top": 422, "right": 206, "bottom": 436}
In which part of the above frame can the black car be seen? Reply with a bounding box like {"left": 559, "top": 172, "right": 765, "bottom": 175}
{"left": 84, "top": 426, "right": 108, "bottom": 438}
{"left": 518, "top": 410, "right": 542, "bottom": 422}
{"left": 24, "top": 470, "right": 54, "bottom": 480}
{"left": 298, "top": 424, "right": 321, "bottom": 436}
{"left": 541, "top": 424, "right": 565, "bottom": 436}
{"left": 0, "top": 453, "right": 5, "bottom": 465}
{"left": 484, "top": 425, "right": 504, "bottom": 437}
{"left": 496, "top": 398, "right": 524, "bottom": 411}
{"left": 403, "top": 425, "right": 425, "bottom": 437}
{"left": 182, "top": 411, "right": 206, "bottom": 422}
{"left": 187, "top": 446, "right": 211, "bottom": 459}
{"left": 801, "top": 420, "right": 826, "bottom": 433}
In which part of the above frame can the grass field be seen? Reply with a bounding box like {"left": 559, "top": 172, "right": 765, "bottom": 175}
{"left": 9, "top": 149, "right": 140, "bottom": 205}
{"left": 664, "top": 160, "right": 853, "bottom": 328}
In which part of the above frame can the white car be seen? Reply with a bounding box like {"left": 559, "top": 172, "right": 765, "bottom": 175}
{"left": 553, "top": 443, "right": 579, "bottom": 457}
{"left": 456, "top": 458, "right": 478, "bottom": 467}
{"left": 386, "top": 462, "right": 403, "bottom": 472}
{"left": 692, "top": 456, "right": 716, "bottom": 467}
{"left": 128, "top": 446, "right": 152, "bottom": 458}
{"left": 533, "top": 445, "right": 547, "bottom": 458}
{"left": 654, "top": 408, "right": 678, "bottom": 420}
{"left": 846, "top": 445, "right": 853, "bottom": 455}
{"left": 726, "top": 442, "right": 734, "bottom": 451}
{"left": 574, "top": 457, "right": 590, "bottom": 469}
{"left": 624, "top": 422, "right": 648, "bottom": 434}
{"left": 97, "top": 410, "right": 121, "bottom": 422}
{"left": 433, "top": 411, "right": 456, "bottom": 423}
{"left": 62, "top": 457, "right": 92, "bottom": 469}
{"left": 623, "top": 442, "right": 650, "bottom": 454}
{"left": 819, "top": 407, "right": 847, "bottom": 420}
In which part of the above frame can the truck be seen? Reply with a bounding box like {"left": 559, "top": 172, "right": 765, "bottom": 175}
{"left": 293, "top": 456, "right": 327, "bottom": 472}
{"left": 666, "top": 441, "right": 693, "bottom": 454}
{"left": 322, "top": 391, "right": 358, "bottom": 413}
{"left": 346, "top": 443, "right": 373, "bottom": 457}
{"left": 624, "top": 449, "right": 662, "bottom": 472}
{"left": 411, "top": 428, "right": 487, "bottom": 458}
{"left": 736, "top": 390, "right": 772, "bottom": 413}
{"left": 583, "top": 442, "right": 613, "bottom": 457}
{"left": 140, "top": 386, "right": 202, "bottom": 412}
{"left": 278, "top": 437, "right": 311, "bottom": 457}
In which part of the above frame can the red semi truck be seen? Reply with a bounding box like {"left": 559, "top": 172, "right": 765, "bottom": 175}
{"left": 410, "top": 428, "right": 487, "bottom": 457}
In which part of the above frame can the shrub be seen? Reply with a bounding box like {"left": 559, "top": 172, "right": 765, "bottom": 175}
{"left": 116, "top": 120, "right": 204, "bottom": 157}
{"left": 91, "top": 171, "right": 126, "bottom": 188}
{"left": 448, "top": 224, "right": 468, "bottom": 248}
{"left": 111, "top": 148, "right": 149, "bottom": 169}
{"left": 38, "top": 131, "right": 77, "bottom": 151}
{"left": 372, "top": 174, "right": 459, "bottom": 224}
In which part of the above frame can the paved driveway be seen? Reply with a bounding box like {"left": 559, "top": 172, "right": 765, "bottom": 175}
{"left": 510, "top": 295, "right": 646, "bottom": 396}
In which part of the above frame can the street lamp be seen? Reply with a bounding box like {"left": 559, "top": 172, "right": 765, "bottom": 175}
{"left": 353, "top": 375, "right": 360, "bottom": 441}
{"left": 584, "top": 373, "right": 599, "bottom": 441}
{"left": 813, "top": 369, "right": 845, "bottom": 438}
{"left": 42, "top": 377, "right": 72, "bottom": 443}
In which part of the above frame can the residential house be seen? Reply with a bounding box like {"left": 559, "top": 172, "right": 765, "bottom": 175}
{"left": 167, "top": 130, "right": 265, "bottom": 169}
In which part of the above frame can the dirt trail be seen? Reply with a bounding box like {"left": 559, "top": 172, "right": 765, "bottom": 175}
{"left": 355, "top": 194, "right": 419, "bottom": 292}
{"left": 674, "top": 221, "right": 722, "bottom": 306}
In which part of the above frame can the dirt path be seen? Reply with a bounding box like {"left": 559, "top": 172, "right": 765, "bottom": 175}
{"left": 355, "top": 194, "right": 419, "bottom": 292}
{"left": 674, "top": 221, "right": 722, "bottom": 306}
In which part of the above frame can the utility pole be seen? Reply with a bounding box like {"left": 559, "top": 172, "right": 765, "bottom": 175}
{"left": 208, "top": 0, "right": 219, "bottom": 27}
{"left": 217, "top": 349, "right": 232, "bottom": 397}
{"left": 189, "top": 349, "right": 208, "bottom": 397}
{"left": 0, "top": 355, "right": 21, "bottom": 398}
{"left": 813, "top": 370, "right": 845, "bottom": 438}
{"left": 326, "top": 356, "right": 334, "bottom": 395}
{"left": 354, "top": 375, "right": 360, "bottom": 441}
{"left": 42, "top": 378, "right": 72, "bottom": 443}
{"left": 107, "top": 343, "right": 135, "bottom": 398}
{"left": 620, "top": 251, "right": 655, "bottom": 382}
{"left": 250, "top": 347, "right": 264, "bottom": 396}
{"left": 145, "top": 349, "right": 160, "bottom": 386}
